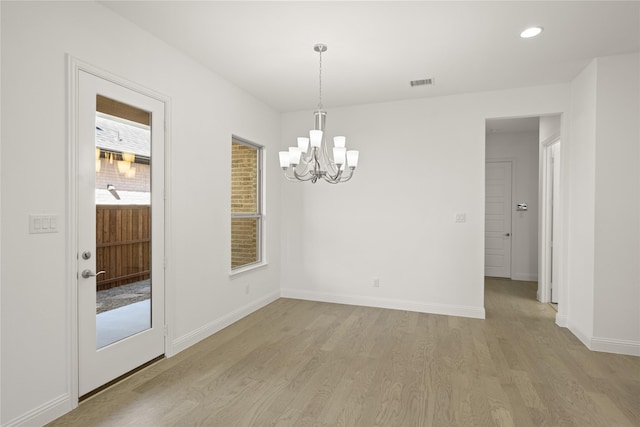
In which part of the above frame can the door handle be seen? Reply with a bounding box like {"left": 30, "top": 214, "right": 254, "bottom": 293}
{"left": 505, "top": 233, "right": 511, "bottom": 237}
{"left": 81, "top": 269, "right": 106, "bottom": 279}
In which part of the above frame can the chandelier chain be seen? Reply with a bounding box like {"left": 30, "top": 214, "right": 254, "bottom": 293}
{"left": 318, "top": 48, "right": 323, "bottom": 110}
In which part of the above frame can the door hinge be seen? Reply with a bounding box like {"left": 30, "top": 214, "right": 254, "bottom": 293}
{"left": 164, "top": 324, "right": 168, "bottom": 337}
{"left": 164, "top": 257, "right": 168, "bottom": 269}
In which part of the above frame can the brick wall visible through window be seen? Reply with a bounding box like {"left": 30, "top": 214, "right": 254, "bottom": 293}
{"left": 231, "top": 138, "right": 262, "bottom": 269}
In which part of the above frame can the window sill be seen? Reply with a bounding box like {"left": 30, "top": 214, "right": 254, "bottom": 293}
{"left": 229, "top": 261, "right": 268, "bottom": 277}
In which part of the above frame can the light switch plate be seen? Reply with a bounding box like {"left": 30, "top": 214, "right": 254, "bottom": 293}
{"left": 29, "top": 214, "right": 59, "bottom": 234}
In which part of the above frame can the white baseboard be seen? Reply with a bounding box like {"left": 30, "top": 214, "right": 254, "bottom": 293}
{"left": 568, "top": 321, "right": 592, "bottom": 349}
{"left": 4, "top": 393, "right": 72, "bottom": 427}
{"left": 555, "top": 313, "right": 568, "bottom": 327}
{"left": 567, "top": 320, "right": 640, "bottom": 357}
{"left": 280, "top": 289, "right": 485, "bottom": 319}
{"left": 591, "top": 337, "right": 640, "bottom": 356}
{"left": 170, "top": 291, "right": 280, "bottom": 355}
{"left": 511, "top": 274, "right": 538, "bottom": 282}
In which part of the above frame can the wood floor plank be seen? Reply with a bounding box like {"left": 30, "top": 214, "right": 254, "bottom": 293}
{"left": 587, "top": 391, "right": 635, "bottom": 427}
{"left": 501, "top": 382, "right": 536, "bottom": 427}
{"left": 48, "top": 279, "right": 640, "bottom": 427}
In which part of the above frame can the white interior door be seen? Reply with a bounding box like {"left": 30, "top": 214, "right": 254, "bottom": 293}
{"left": 485, "top": 161, "right": 512, "bottom": 278}
{"left": 77, "top": 70, "right": 165, "bottom": 397}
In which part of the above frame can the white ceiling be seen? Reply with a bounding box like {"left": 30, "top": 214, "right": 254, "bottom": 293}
{"left": 102, "top": 1, "right": 639, "bottom": 113}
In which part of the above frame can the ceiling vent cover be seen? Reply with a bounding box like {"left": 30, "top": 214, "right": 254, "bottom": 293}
{"left": 410, "top": 78, "right": 434, "bottom": 87}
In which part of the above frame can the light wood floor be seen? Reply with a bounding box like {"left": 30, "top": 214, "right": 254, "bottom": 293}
{"left": 49, "top": 279, "right": 640, "bottom": 426}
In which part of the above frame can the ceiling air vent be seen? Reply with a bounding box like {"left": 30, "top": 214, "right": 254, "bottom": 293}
{"left": 410, "top": 78, "right": 434, "bottom": 87}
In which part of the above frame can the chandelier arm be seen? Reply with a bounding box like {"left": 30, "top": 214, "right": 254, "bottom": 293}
{"left": 283, "top": 173, "right": 302, "bottom": 182}
{"left": 328, "top": 168, "right": 353, "bottom": 183}
{"left": 326, "top": 160, "right": 340, "bottom": 175}
{"left": 322, "top": 168, "right": 343, "bottom": 183}
{"left": 297, "top": 157, "right": 313, "bottom": 175}
{"left": 313, "top": 148, "right": 323, "bottom": 176}
{"left": 292, "top": 168, "right": 315, "bottom": 181}
{"left": 300, "top": 151, "right": 313, "bottom": 163}
{"left": 339, "top": 174, "right": 353, "bottom": 183}
{"left": 282, "top": 169, "right": 300, "bottom": 181}
{"left": 321, "top": 137, "right": 340, "bottom": 175}
{"left": 339, "top": 168, "right": 355, "bottom": 182}
{"left": 283, "top": 166, "right": 309, "bottom": 181}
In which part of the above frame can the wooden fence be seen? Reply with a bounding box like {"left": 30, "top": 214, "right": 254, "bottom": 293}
{"left": 96, "top": 205, "right": 150, "bottom": 291}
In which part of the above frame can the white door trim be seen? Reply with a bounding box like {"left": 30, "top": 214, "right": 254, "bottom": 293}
{"left": 66, "top": 55, "right": 173, "bottom": 406}
{"left": 539, "top": 132, "right": 562, "bottom": 305}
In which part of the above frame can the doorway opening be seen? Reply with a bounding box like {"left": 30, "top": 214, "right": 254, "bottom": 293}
{"left": 484, "top": 115, "right": 563, "bottom": 316}
{"left": 485, "top": 117, "right": 539, "bottom": 283}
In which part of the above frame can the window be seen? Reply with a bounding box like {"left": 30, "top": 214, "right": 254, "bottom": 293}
{"left": 231, "top": 137, "right": 263, "bottom": 270}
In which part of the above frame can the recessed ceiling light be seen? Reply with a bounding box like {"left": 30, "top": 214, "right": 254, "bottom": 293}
{"left": 520, "top": 26, "right": 543, "bottom": 38}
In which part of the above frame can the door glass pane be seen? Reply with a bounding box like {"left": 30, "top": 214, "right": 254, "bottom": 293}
{"left": 94, "top": 96, "right": 152, "bottom": 349}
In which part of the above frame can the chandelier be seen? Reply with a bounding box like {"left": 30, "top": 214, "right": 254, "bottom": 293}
{"left": 279, "top": 44, "right": 359, "bottom": 184}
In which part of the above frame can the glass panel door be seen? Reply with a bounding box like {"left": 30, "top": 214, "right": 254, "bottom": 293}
{"left": 77, "top": 68, "right": 165, "bottom": 397}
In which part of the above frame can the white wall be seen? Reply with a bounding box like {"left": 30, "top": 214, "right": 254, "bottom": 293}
{"left": 566, "top": 60, "right": 598, "bottom": 343}
{"left": 540, "top": 115, "right": 561, "bottom": 143}
{"left": 593, "top": 53, "right": 640, "bottom": 348}
{"left": 1, "top": 2, "right": 282, "bottom": 425}
{"left": 486, "top": 129, "right": 540, "bottom": 281}
{"left": 566, "top": 53, "right": 640, "bottom": 355}
{"left": 281, "top": 85, "right": 568, "bottom": 319}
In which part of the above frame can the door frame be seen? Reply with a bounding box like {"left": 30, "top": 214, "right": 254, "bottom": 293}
{"left": 66, "top": 55, "right": 173, "bottom": 406}
{"left": 539, "top": 132, "right": 562, "bottom": 306}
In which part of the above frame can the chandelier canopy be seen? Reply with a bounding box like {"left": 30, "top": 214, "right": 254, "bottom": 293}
{"left": 279, "top": 44, "right": 359, "bottom": 184}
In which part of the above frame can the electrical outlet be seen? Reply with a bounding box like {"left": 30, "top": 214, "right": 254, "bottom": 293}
{"left": 373, "top": 277, "right": 380, "bottom": 288}
{"left": 455, "top": 212, "right": 466, "bottom": 223}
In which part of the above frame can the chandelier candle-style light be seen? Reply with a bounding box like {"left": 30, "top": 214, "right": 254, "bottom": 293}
{"left": 279, "top": 44, "right": 359, "bottom": 184}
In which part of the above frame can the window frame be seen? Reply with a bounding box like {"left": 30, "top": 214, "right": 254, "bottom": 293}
{"left": 230, "top": 136, "right": 265, "bottom": 274}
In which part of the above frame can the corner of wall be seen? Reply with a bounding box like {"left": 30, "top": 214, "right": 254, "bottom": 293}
{"left": 280, "top": 288, "right": 486, "bottom": 320}
{"left": 567, "top": 320, "right": 593, "bottom": 350}
{"left": 567, "top": 316, "right": 640, "bottom": 356}
{"left": 555, "top": 313, "right": 568, "bottom": 327}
